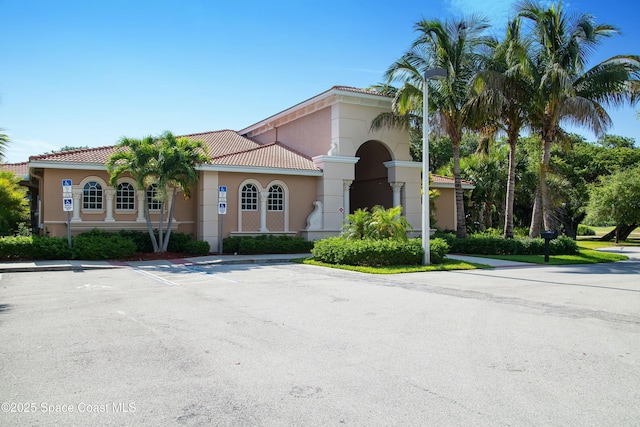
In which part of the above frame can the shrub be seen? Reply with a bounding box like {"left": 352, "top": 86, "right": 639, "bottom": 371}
{"left": 72, "top": 229, "right": 137, "bottom": 260}
{"left": 0, "top": 236, "right": 35, "bottom": 260}
{"left": 223, "top": 235, "right": 314, "bottom": 254}
{"left": 184, "top": 239, "right": 210, "bottom": 256}
{"left": 312, "top": 237, "right": 422, "bottom": 266}
{"left": 429, "top": 238, "right": 449, "bottom": 264}
{"left": 433, "top": 232, "right": 578, "bottom": 256}
{"left": 577, "top": 224, "right": 596, "bottom": 236}
{"left": 32, "top": 237, "right": 72, "bottom": 260}
{"left": 117, "top": 230, "right": 155, "bottom": 252}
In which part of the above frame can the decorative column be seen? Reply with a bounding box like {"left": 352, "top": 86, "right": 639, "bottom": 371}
{"left": 259, "top": 191, "right": 269, "bottom": 232}
{"left": 136, "top": 190, "right": 146, "bottom": 222}
{"left": 390, "top": 182, "right": 404, "bottom": 210}
{"left": 105, "top": 188, "right": 115, "bottom": 222}
{"left": 71, "top": 189, "right": 82, "bottom": 222}
{"left": 343, "top": 180, "right": 352, "bottom": 220}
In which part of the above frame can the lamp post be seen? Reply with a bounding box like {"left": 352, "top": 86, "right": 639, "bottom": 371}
{"left": 422, "top": 67, "right": 447, "bottom": 265}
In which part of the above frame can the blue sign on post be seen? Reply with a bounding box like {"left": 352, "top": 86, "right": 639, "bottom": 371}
{"left": 63, "top": 198, "right": 73, "bottom": 212}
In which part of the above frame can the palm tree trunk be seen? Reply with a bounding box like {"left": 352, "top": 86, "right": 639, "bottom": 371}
{"left": 158, "top": 201, "right": 164, "bottom": 253}
{"left": 145, "top": 205, "right": 159, "bottom": 252}
{"left": 162, "top": 187, "right": 178, "bottom": 252}
{"left": 452, "top": 141, "right": 467, "bottom": 238}
{"left": 540, "top": 135, "right": 553, "bottom": 231}
{"left": 529, "top": 184, "right": 541, "bottom": 238}
{"left": 503, "top": 140, "right": 517, "bottom": 238}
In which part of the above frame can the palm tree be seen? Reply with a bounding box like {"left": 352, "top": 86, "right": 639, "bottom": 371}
{"left": 0, "top": 129, "right": 10, "bottom": 162}
{"left": 518, "top": 0, "right": 640, "bottom": 236}
{"left": 372, "top": 16, "right": 491, "bottom": 238}
{"left": 470, "top": 18, "right": 535, "bottom": 238}
{"left": 106, "top": 131, "right": 209, "bottom": 253}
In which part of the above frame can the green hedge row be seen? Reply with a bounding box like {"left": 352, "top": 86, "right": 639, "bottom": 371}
{"left": 434, "top": 233, "right": 578, "bottom": 255}
{"left": 223, "top": 235, "right": 314, "bottom": 255}
{"left": 311, "top": 237, "right": 449, "bottom": 266}
{"left": 0, "top": 229, "right": 211, "bottom": 261}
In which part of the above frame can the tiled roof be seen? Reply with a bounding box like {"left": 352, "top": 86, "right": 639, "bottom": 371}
{"left": 210, "top": 142, "right": 317, "bottom": 171}
{"left": 29, "top": 146, "right": 118, "bottom": 164}
{"left": 330, "top": 86, "right": 391, "bottom": 97}
{"left": 432, "top": 174, "right": 474, "bottom": 186}
{"left": 0, "top": 162, "right": 29, "bottom": 178}
{"left": 27, "top": 130, "right": 320, "bottom": 172}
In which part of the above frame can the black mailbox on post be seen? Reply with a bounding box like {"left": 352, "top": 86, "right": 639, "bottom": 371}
{"left": 540, "top": 230, "right": 558, "bottom": 262}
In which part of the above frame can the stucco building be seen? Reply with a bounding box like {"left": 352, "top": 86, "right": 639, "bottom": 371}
{"left": 3, "top": 86, "right": 472, "bottom": 249}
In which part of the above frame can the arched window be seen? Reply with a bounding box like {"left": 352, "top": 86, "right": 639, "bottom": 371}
{"left": 147, "top": 184, "right": 162, "bottom": 211}
{"left": 116, "top": 182, "right": 135, "bottom": 210}
{"left": 82, "top": 181, "right": 103, "bottom": 210}
{"left": 241, "top": 183, "right": 258, "bottom": 211}
{"left": 267, "top": 184, "right": 284, "bottom": 211}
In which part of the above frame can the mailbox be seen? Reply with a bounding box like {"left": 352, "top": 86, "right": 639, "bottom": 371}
{"left": 540, "top": 230, "right": 557, "bottom": 262}
{"left": 541, "top": 230, "right": 557, "bottom": 240}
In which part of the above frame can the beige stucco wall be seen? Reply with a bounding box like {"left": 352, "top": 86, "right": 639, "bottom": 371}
{"left": 39, "top": 168, "right": 197, "bottom": 238}
{"left": 198, "top": 170, "right": 319, "bottom": 250}
{"left": 433, "top": 187, "right": 456, "bottom": 232}
{"left": 252, "top": 107, "right": 332, "bottom": 158}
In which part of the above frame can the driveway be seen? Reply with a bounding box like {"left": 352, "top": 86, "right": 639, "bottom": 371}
{"left": 1, "top": 254, "right": 639, "bottom": 426}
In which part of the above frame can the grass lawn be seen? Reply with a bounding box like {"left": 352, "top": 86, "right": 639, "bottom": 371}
{"left": 478, "top": 249, "right": 627, "bottom": 265}
{"left": 299, "top": 257, "right": 492, "bottom": 274}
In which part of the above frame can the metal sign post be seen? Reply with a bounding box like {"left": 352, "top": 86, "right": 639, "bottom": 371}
{"left": 62, "top": 179, "right": 73, "bottom": 249}
{"left": 218, "top": 186, "right": 227, "bottom": 254}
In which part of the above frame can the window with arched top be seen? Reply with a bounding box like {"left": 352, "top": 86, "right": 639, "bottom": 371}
{"left": 267, "top": 184, "right": 284, "bottom": 211}
{"left": 82, "top": 181, "right": 103, "bottom": 210}
{"left": 116, "top": 182, "right": 135, "bottom": 211}
{"left": 241, "top": 183, "right": 258, "bottom": 211}
{"left": 147, "top": 184, "right": 162, "bottom": 211}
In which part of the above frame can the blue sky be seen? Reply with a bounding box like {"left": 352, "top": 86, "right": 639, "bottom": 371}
{"left": 1, "top": 0, "right": 638, "bottom": 163}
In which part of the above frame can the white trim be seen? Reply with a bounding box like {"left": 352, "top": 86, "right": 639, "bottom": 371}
{"left": 383, "top": 160, "right": 422, "bottom": 169}
{"left": 431, "top": 182, "right": 475, "bottom": 190}
{"left": 312, "top": 155, "right": 360, "bottom": 165}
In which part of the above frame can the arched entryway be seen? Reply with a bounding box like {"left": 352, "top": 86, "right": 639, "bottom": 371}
{"left": 350, "top": 140, "right": 393, "bottom": 213}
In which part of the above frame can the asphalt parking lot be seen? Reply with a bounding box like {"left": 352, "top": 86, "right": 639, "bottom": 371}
{"left": 1, "top": 255, "right": 639, "bottom": 426}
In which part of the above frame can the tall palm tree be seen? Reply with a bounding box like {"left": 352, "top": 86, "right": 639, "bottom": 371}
{"left": 470, "top": 18, "right": 535, "bottom": 238}
{"left": 0, "top": 129, "right": 10, "bottom": 162}
{"left": 372, "top": 16, "right": 491, "bottom": 238}
{"left": 106, "top": 131, "right": 209, "bottom": 252}
{"left": 518, "top": 0, "right": 640, "bottom": 236}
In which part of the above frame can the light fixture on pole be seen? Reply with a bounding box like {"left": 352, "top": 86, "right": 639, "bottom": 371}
{"left": 422, "top": 67, "right": 447, "bottom": 265}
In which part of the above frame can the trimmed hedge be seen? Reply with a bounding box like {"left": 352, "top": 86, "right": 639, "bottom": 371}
{"left": 223, "top": 235, "right": 314, "bottom": 255}
{"left": 434, "top": 233, "right": 578, "bottom": 255}
{"left": 0, "top": 229, "right": 210, "bottom": 261}
{"left": 311, "top": 237, "right": 449, "bottom": 266}
{"left": 71, "top": 229, "right": 137, "bottom": 260}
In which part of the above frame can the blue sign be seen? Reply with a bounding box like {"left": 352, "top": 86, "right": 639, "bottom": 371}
{"left": 63, "top": 198, "right": 73, "bottom": 212}
{"left": 62, "top": 179, "right": 72, "bottom": 187}
{"left": 219, "top": 186, "right": 227, "bottom": 193}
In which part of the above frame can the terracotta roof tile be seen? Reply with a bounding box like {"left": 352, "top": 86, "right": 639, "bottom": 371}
{"left": 29, "top": 146, "right": 117, "bottom": 164}
{"left": 0, "top": 162, "right": 29, "bottom": 178}
{"left": 211, "top": 142, "right": 318, "bottom": 171}
{"left": 432, "top": 174, "right": 474, "bottom": 186}
{"left": 27, "top": 130, "right": 320, "bottom": 172}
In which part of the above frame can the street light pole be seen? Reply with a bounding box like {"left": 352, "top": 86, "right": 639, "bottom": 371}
{"left": 422, "top": 67, "right": 447, "bottom": 265}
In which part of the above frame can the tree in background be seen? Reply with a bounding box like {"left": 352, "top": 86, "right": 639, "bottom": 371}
{"left": 586, "top": 166, "right": 640, "bottom": 243}
{"left": 0, "top": 171, "right": 29, "bottom": 236}
{"left": 106, "top": 131, "right": 209, "bottom": 253}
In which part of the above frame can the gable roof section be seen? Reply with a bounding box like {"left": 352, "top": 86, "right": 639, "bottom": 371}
{"left": 27, "top": 130, "right": 321, "bottom": 175}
